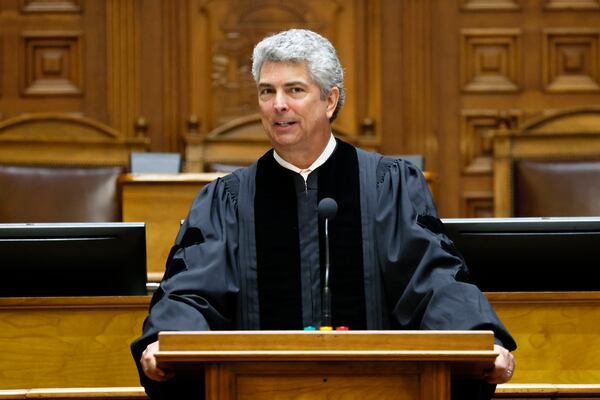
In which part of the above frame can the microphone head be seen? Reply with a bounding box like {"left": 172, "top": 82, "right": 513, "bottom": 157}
{"left": 318, "top": 197, "right": 338, "bottom": 220}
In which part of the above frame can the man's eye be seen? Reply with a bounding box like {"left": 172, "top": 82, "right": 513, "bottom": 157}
{"left": 259, "top": 88, "right": 274, "bottom": 97}
{"left": 291, "top": 87, "right": 304, "bottom": 93}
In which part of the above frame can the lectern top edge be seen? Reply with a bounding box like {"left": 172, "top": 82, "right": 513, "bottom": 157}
{"left": 159, "top": 329, "right": 495, "bottom": 336}
{"left": 158, "top": 330, "right": 495, "bottom": 353}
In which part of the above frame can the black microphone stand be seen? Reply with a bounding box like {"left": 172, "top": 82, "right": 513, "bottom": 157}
{"left": 318, "top": 197, "right": 337, "bottom": 329}
{"left": 322, "top": 214, "right": 332, "bottom": 328}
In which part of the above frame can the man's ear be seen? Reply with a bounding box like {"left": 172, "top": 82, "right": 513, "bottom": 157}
{"left": 325, "top": 87, "right": 340, "bottom": 119}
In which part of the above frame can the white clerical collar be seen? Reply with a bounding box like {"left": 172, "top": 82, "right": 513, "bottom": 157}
{"left": 273, "top": 134, "right": 337, "bottom": 181}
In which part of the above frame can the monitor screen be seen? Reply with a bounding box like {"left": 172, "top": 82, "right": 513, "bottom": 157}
{"left": 442, "top": 217, "right": 600, "bottom": 292}
{"left": 0, "top": 222, "right": 147, "bottom": 297}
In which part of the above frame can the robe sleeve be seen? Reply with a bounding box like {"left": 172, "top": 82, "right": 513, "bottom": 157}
{"left": 375, "top": 159, "right": 516, "bottom": 351}
{"left": 130, "top": 175, "right": 240, "bottom": 399}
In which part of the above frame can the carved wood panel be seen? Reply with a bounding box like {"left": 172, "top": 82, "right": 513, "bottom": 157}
{"left": 21, "top": 31, "right": 83, "bottom": 96}
{"left": 544, "top": 29, "right": 600, "bottom": 93}
{"left": 0, "top": 0, "right": 109, "bottom": 129}
{"left": 461, "top": 29, "right": 521, "bottom": 93}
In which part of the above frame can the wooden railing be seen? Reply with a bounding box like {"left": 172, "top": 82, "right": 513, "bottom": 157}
{"left": 1, "top": 292, "right": 599, "bottom": 398}
{"left": 2, "top": 384, "right": 600, "bottom": 399}
{"left": 0, "top": 387, "right": 147, "bottom": 399}
{"left": 495, "top": 383, "right": 600, "bottom": 398}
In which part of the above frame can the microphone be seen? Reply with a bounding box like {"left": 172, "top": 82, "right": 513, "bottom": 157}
{"left": 318, "top": 197, "right": 337, "bottom": 329}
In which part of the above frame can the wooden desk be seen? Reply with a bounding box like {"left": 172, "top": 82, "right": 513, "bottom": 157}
{"left": 0, "top": 296, "right": 150, "bottom": 389}
{"left": 119, "top": 173, "right": 224, "bottom": 282}
{"left": 487, "top": 291, "right": 600, "bottom": 384}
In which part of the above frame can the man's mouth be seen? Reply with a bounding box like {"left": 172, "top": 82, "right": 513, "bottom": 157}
{"left": 274, "top": 121, "right": 297, "bottom": 127}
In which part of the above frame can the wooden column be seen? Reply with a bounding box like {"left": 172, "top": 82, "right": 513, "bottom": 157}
{"left": 106, "top": 0, "right": 141, "bottom": 137}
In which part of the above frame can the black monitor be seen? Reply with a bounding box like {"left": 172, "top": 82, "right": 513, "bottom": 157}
{"left": 442, "top": 217, "right": 600, "bottom": 292}
{"left": 0, "top": 222, "right": 147, "bottom": 297}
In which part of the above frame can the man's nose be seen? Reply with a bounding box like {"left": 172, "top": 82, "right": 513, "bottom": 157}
{"left": 273, "top": 92, "right": 289, "bottom": 112}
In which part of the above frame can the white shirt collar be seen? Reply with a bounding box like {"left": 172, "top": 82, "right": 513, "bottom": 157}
{"left": 273, "top": 134, "right": 337, "bottom": 180}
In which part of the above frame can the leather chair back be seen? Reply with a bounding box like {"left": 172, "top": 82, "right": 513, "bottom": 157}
{"left": 0, "top": 165, "right": 123, "bottom": 222}
{"left": 514, "top": 159, "right": 600, "bottom": 217}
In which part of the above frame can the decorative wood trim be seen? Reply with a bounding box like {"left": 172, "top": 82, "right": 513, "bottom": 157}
{"left": 0, "top": 112, "right": 120, "bottom": 138}
{"left": 106, "top": 0, "right": 140, "bottom": 137}
{"left": 496, "top": 383, "right": 600, "bottom": 397}
{"left": 460, "top": 0, "right": 521, "bottom": 11}
{"left": 20, "top": 0, "right": 82, "bottom": 13}
{"left": 460, "top": 109, "right": 521, "bottom": 175}
{"left": 492, "top": 126, "right": 513, "bottom": 217}
{"left": 0, "top": 112, "right": 149, "bottom": 166}
{"left": 0, "top": 295, "right": 150, "bottom": 310}
{"left": 486, "top": 291, "right": 600, "bottom": 303}
{"left": 544, "top": 0, "right": 600, "bottom": 10}
{"left": 0, "top": 387, "right": 148, "bottom": 399}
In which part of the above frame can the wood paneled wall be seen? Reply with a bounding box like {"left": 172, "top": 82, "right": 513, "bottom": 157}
{"left": 434, "top": 0, "right": 600, "bottom": 216}
{"left": 1, "top": 0, "right": 599, "bottom": 217}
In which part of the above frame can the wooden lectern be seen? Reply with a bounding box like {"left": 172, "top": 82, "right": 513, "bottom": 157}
{"left": 156, "top": 330, "right": 497, "bottom": 400}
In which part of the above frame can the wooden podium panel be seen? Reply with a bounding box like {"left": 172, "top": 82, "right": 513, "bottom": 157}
{"left": 0, "top": 296, "right": 150, "bottom": 389}
{"left": 156, "top": 330, "right": 496, "bottom": 400}
{"left": 206, "top": 362, "right": 436, "bottom": 400}
{"left": 119, "top": 173, "right": 224, "bottom": 282}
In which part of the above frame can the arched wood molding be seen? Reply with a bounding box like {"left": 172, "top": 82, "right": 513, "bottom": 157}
{"left": 0, "top": 113, "right": 149, "bottom": 166}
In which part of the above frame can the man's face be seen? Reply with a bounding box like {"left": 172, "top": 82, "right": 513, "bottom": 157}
{"left": 257, "top": 61, "right": 338, "bottom": 155}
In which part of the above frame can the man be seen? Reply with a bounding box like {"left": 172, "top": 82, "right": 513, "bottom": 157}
{"left": 132, "top": 29, "right": 516, "bottom": 399}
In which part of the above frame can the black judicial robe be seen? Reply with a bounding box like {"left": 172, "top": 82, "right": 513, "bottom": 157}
{"left": 131, "top": 139, "right": 516, "bottom": 399}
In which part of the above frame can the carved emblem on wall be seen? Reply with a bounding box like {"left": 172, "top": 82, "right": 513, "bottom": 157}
{"left": 544, "top": 29, "right": 600, "bottom": 93}
{"left": 21, "top": 31, "right": 83, "bottom": 97}
{"left": 461, "top": 29, "right": 521, "bottom": 92}
{"left": 210, "top": 30, "right": 265, "bottom": 124}
{"left": 200, "top": 0, "right": 338, "bottom": 127}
